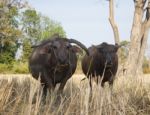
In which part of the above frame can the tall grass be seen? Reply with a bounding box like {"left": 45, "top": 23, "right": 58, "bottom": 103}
{"left": 0, "top": 74, "right": 150, "bottom": 115}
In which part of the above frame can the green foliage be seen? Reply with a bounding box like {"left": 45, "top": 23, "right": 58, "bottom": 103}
{"left": 0, "top": 1, "right": 66, "bottom": 73}
{"left": 0, "top": 52, "right": 14, "bottom": 64}
{"left": 0, "top": 61, "right": 29, "bottom": 74}
{"left": 21, "top": 10, "right": 66, "bottom": 42}
{"left": 0, "top": 1, "right": 22, "bottom": 64}
{"left": 22, "top": 9, "right": 41, "bottom": 41}
{"left": 11, "top": 61, "right": 29, "bottom": 73}
{"left": 23, "top": 9, "right": 40, "bottom": 25}
{"left": 39, "top": 15, "right": 66, "bottom": 40}
{"left": 0, "top": 44, "right": 17, "bottom": 64}
{"left": 22, "top": 39, "right": 32, "bottom": 61}
{"left": 0, "top": 63, "right": 12, "bottom": 73}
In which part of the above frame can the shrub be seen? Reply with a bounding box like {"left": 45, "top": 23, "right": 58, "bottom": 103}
{"left": 0, "top": 63, "right": 12, "bottom": 73}
{"left": 11, "top": 61, "right": 29, "bottom": 74}
{"left": 0, "top": 61, "right": 29, "bottom": 74}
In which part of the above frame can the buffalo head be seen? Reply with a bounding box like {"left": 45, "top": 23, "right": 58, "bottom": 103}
{"left": 81, "top": 42, "right": 121, "bottom": 91}
{"left": 96, "top": 42, "right": 121, "bottom": 67}
{"left": 32, "top": 37, "right": 89, "bottom": 68}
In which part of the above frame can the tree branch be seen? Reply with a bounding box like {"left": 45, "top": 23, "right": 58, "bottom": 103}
{"left": 108, "top": 0, "right": 120, "bottom": 44}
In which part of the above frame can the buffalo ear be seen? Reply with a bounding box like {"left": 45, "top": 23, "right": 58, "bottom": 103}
{"left": 114, "top": 43, "right": 122, "bottom": 52}
{"left": 39, "top": 43, "right": 52, "bottom": 54}
{"left": 40, "top": 47, "right": 49, "bottom": 54}
{"left": 71, "top": 45, "right": 83, "bottom": 54}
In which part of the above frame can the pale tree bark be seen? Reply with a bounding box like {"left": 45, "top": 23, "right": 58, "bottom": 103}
{"left": 136, "top": 1, "right": 150, "bottom": 75}
{"left": 108, "top": 0, "right": 120, "bottom": 44}
{"left": 124, "top": 0, "right": 150, "bottom": 76}
{"left": 108, "top": 0, "right": 122, "bottom": 77}
{"left": 107, "top": 0, "right": 149, "bottom": 76}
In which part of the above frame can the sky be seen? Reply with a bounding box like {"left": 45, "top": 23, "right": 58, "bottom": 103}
{"left": 27, "top": 0, "right": 149, "bottom": 48}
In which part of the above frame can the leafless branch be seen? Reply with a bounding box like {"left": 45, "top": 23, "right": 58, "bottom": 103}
{"left": 108, "top": 0, "right": 120, "bottom": 44}
{"left": 143, "top": 0, "right": 147, "bottom": 7}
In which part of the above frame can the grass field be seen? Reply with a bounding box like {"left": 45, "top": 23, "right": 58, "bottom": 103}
{"left": 0, "top": 74, "right": 150, "bottom": 115}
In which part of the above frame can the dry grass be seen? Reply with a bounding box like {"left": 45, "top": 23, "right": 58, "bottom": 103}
{"left": 0, "top": 74, "right": 150, "bottom": 115}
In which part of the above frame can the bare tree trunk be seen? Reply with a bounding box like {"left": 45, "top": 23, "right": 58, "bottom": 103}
{"left": 108, "top": 0, "right": 123, "bottom": 77}
{"left": 136, "top": 26, "right": 150, "bottom": 75}
{"left": 124, "top": 0, "right": 144, "bottom": 76}
{"left": 108, "top": 0, "right": 120, "bottom": 44}
{"left": 136, "top": 1, "right": 150, "bottom": 75}
{"left": 107, "top": 0, "right": 150, "bottom": 77}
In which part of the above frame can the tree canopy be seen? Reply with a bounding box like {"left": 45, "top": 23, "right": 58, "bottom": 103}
{"left": 0, "top": 0, "right": 66, "bottom": 65}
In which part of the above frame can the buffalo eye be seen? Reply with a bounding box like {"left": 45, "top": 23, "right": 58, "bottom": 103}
{"left": 66, "top": 44, "right": 71, "bottom": 49}
{"left": 48, "top": 48, "right": 52, "bottom": 53}
{"left": 98, "top": 47, "right": 105, "bottom": 53}
{"left": 52, "top": 45, "right": 57, "bottom": 49}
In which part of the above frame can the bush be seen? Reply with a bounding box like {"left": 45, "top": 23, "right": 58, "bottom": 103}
{"left": 0, "top": 61, "right": 29, "bottom": 74}
{"left": 0, "top": 63, "right": 12, "bottom": 73}
{"left": 11, "top": 61, "right": 29, "bottom": 74}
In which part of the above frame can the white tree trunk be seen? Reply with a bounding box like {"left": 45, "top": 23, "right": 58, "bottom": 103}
{"left": 136, "top": 28, "right": 149, "bottom": 75}
{"left": 124, "top": 0, "right": 144, "bottom": 76}
{"left": 107, "top": 0, "right": 150, "bottom": 77}
{"left": 136, "top": 1, "right": 150, "bottom": 75}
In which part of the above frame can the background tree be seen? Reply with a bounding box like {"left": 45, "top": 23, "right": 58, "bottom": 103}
{"left": 107, "top": 0, "right": 150, "bottom": 76}
{"left": 20, "top": 9, "right": 66, "bottom": 61}
{"left": 21, "top": 10, "right": 66, "bottom": 42}
{"left": 125, "top": 0, "right": 150, "bottom": 76}
{"left": 39, "top": 15, "right": 66, "bottom": 40}
{"left": 21, "top": 9, "right": 41, "bottom": 43}
{"left": 0, "top": 0, "right": 66, "bottom": 73}
{"left": 0, "top": 0, "right": 22, "bottom": 64}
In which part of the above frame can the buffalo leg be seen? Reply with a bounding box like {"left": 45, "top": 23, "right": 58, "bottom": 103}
{"left": 42, "top": 84, "right": 48, "bottom": 98}
{"left": 54, "top": 76, "right": 69, "bottom": 105}
{"left": 88, "top": 75, "right": 93, "bottom": 102}
{"left": 43, "top": 70, "right": 55, "bottom": 94}
{"left": 108, "top": 76, "right": 114, "bottom": 95}
{"left": 58, "top": 76, "right": 69, "bottom": 94}
{"left": 89, "top": 76, "right": 92, "bottom": 92}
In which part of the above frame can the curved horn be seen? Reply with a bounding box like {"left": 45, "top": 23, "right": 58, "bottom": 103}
{"left": 68, "top": 39, "right": 89, "bottom": 55}
{"left": 114, "top": 43, "right": 122, "bottom": 52}
{"left": 115, "top": 43, "right": 122, "bottom": 48}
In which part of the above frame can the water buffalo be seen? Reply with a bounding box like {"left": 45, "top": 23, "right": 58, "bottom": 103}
{"left": 29, "top": 35, "right": 89, "bottom": 96}
{"left": 81, "top": 42, "right": 121, "bottom": 91}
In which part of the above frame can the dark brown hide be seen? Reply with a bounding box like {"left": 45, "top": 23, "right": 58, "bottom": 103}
{"left": 29, "top": 36, "right": 89, "bottom": 96}
{"left": 82, "top": 42, "right": 120, "bottom": 90}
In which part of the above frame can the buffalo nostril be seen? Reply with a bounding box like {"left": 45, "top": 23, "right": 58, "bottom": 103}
{"left": 110, "top": 62, "right": 113, "bottom": 65}
{"left": 106, "top": 60, "right": 113, "bottom": 67}
{"left": 108, "top": 61, "right": 113, "bottom": 65}
{"left": 59, "top": 59, "right": 66, "bottom": 64}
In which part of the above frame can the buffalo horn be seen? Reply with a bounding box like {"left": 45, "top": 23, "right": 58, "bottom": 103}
{"left": 68, "top": 39, "right": 89, "bottom": 55}
{"left": 115, "top": 43, "right": 122, "bottom": 48}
